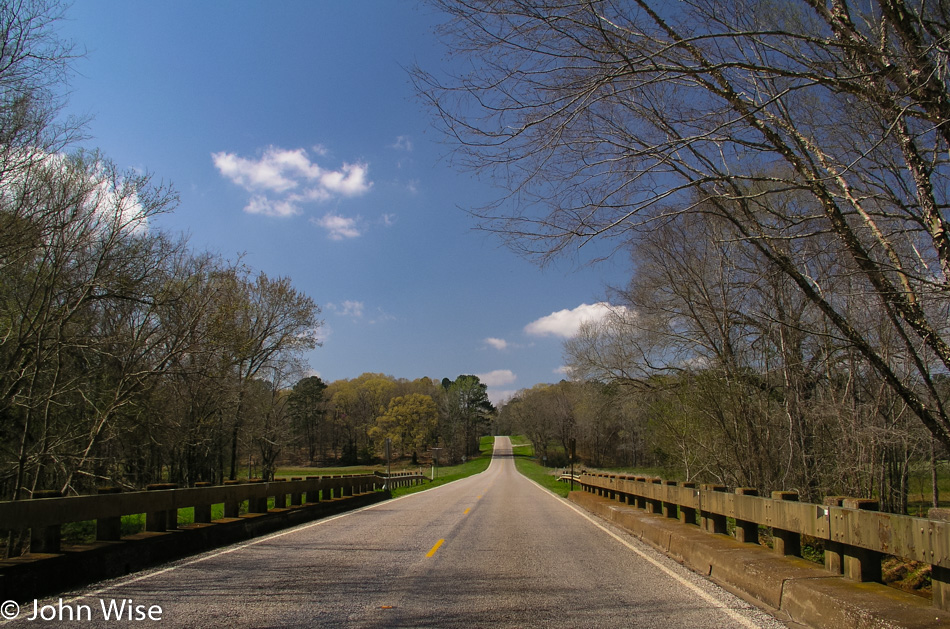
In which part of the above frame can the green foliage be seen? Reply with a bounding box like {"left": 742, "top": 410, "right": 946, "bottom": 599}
{"left": 370, "top": 393, "right": 438, "bottom": 459}
{"left": 389, "top": 435, "right": 494, "bottom": 498}
{"left": 439, "top": 375, "right": 495, "bottom": 463}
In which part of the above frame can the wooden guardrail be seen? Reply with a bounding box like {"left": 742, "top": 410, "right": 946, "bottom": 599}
{"left": 575, "top": 472, "right": 950, "bottom": 611}
{"left": 0, "top": 473, "right": 429, "bottom": 555}
{"left": 375, "top": 470, "right": 426, "bottom": 490}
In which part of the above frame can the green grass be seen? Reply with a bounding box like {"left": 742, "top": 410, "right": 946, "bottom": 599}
{"left": 275, "top": 465, "right": 386, "bottom": 478}
{"left": 509, "top": 439, "right": 575, "bottom": 498}
{"left": 389, "top": 436, "right": 496, "bottom": 498}
{"left": 62, "top": 502, "right": 247, "bottom": 545}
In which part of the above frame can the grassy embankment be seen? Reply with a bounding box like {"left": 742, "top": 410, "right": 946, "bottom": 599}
{"left": 510, "top": 437, "right": 573, "bottom": 498}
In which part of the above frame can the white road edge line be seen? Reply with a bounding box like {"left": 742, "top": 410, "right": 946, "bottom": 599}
{"left": 525, "top": 479, "right": 762, "bottom": 629}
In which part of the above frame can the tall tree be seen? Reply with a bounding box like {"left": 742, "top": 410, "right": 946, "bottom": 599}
{"left": 417, "top": 0, "right": 950, "bottom": 449}
{"left": 440, "top": 375, "right": 494, "bottom": 461}
{"left": 216, "top": 270, "right": 321, "bottom": 480}
{"left": 288, "top": 375, "right": 328, "bottom": 464}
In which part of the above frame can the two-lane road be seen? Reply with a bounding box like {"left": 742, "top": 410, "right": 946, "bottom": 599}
{"left": 6, "top": 437, "right": 786, "bottom": 627}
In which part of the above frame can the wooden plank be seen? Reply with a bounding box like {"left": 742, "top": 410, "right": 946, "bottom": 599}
{"left": 0, "top": 476, "right": 378, "bottom": 528}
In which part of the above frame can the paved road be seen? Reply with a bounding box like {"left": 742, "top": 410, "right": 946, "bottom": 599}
{"left": 5, "top": 437, "right": 786, "bottom": 627}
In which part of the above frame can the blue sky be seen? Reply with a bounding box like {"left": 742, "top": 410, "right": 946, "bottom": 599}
{"left": 57, "top": 1, "right": 630, "bottom": 403}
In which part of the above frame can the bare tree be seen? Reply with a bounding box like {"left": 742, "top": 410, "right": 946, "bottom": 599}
{"left": 417, "top": 0, "right": 950, "bottom": 448}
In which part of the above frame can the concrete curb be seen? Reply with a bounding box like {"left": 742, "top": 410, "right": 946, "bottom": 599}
{"left": 569, "top": 491, "right": 950, "bottom": 628}
{"left": 0, "top": 491, "right": 390, "bottom": 603}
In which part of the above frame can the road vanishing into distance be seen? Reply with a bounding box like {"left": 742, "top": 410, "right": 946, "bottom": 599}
{"left": 7, "top": 438, "right": 786, "bottom": 628}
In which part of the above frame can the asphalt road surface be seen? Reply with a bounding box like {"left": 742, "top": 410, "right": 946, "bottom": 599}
{"left": 5, "top": 437, "right": 787, "bottom": 628}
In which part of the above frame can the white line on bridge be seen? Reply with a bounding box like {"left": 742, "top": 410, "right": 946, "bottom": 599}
{"left": 527, "top": 480, "right": 762, "bottom": 629}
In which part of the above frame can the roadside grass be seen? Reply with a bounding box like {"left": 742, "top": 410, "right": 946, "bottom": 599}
{"left": 510, "top": 439, "right": 573, "bottom": 498}
{"left": 389, "top": 436, "right": 495, "bottom": 498}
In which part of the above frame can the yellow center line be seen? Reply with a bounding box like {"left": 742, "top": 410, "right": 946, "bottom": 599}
{"left": 426, "top": 539, "right": 445, "bottom": 558}
{"left": 463, "top": 507, "right": 470, "bottom": 514}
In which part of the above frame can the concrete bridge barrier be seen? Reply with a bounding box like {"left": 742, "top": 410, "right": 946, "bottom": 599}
{"left": 568, "top": 471, "right": 950, "bottom": 628}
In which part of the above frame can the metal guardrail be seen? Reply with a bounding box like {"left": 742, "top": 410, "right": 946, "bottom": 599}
{"left": 575, "top": 471, "right": 950, "bottom": 611}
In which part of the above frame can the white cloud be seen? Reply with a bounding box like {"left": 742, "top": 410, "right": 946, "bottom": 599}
{"left": 212, "top": 146, "right": 372, "bottom": 221}
{"left": 524, "top": 302, "right": 619, "bottom": 339}
{"left": 392, "top": 135, "right": 413, "bottom": 151}
{"left": 313, "top": 213, "right": 361, "bottom": 240}
{"left": 487, "top": 389, "right": 517, "bottom": 406}
{"left": 244, "top": 195, "right": 301, "bottom": 218}
{"left": 320, "top": 162, "right": 371, "bottom": 196}
{"left": 476, "top": 369, "right": 517, "bottom": 387}
{"left": 484, "top": 337, "right": 508, "bottom": 351}
{"left": 328, "top": 300, "right": 365, "bottom": 318}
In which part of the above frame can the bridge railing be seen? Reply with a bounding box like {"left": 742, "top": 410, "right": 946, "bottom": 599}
{"left": 1, "top": 474, "right": 387, "bottom": 556}
{"left": 374, "top": 470, "right": 426, "bottom": 490}
{"left": 576, "top": 471, "right": 950, "bottom": 611}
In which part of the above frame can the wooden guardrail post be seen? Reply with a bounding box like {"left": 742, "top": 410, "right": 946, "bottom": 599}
{"left": 273, "top": 479, "right": 287, "bottom": 508}
{"left": 930, "top": 508, "right": 950, "bottom": 610}
{"left": 96, "top": 487, "right": 123, "bottom": 540}
{"left": 193, "top": 482, "right": 213, "bottom": 523}
{"left": 145, "top": 484, "right": 178, "bottom": 532}
{"left": 224, "top": 480, "right": 242, "bottom": 517}
{"left": 290, "top": 477, "right": 303, "bottom": 505}
{"left": 615, "top": 476, "right": 629, "bottom": 505}
{"left": 248, "top": 479, "right": 268, "bottom": 514}
{"left": 842, "top": 498, "right": 882, "bottom": 583}
{"left": 662, "top": 481, "right": 679, "bottom": 519}
{"left": 629, "top": 477, "right": 644, "bottom": 509}
{"left": 734, "top": 488, "right": 759, "bottom": 544}
{"left": 679, "top": 482, "right": 697, "bottom": 525}
{"left": 701, "top": 484, "right": 727, "bottom": 534}
{"left": 647, "top": 479, "right": 662, "bottom": 514}
{"left": 771, "top": 491, "right": 800, "bottom": 556}
{"left": 305, "top": 476, "right": 320, "bottom": 503}
{"left": 823, "top": 496, "right": 846, "bottom": 574}
{"left": 30, "top": 490, "right": 62, "bottom": 553}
